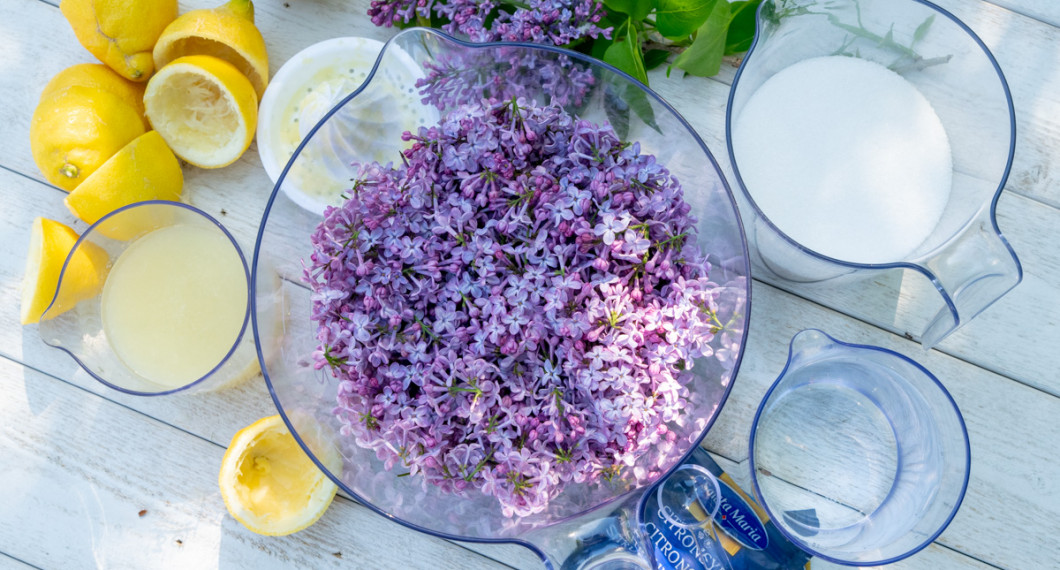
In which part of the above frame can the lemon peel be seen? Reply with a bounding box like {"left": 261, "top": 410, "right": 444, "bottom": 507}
{"left": 153, "top": 0, "right": 269, "bottom": 98}
{"left": 30, "top": 85, "right": 146, "bottom": 191}
{"left": 41, "top": 63, "right": 149, "bottom": 128}
{"left": 65, "top": 131, "right": 184, "bottom": 240}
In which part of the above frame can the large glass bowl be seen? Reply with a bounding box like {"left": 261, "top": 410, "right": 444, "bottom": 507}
{"left": 251, "top": 28, "right": 750, "bottom": 568}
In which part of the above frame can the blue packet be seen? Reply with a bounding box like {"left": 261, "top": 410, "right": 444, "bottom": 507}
{"left": 640, "top": 447, "right": 813, "bottom": 570}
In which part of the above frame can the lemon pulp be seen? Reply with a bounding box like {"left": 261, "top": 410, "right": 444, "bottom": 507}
{"left": 144, "top": 55, "right": 258, "bottom": 168}
{"left": 101, "top": 223, "right": 246, "bottom": 389}
{"left": 234, "top": 430, "right": 325, "bottom": 522}
{"left": 152, "top": 73, "right": 240, "bottom": 148}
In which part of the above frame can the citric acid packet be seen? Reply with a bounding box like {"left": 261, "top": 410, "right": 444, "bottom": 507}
{"left": 642, "top": 447, "right": 813, "bottom": 570}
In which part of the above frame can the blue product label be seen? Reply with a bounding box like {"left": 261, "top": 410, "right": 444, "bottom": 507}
{"left": 700, "top": 479, "right": 769, "bottom": 551}
{"left": 643, "top": 500, "right": 731, "bottom": 570}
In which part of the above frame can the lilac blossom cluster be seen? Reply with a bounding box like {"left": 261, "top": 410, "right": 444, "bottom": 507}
{"left": 368, "top": 0, "right": 610, "bottom": 46}
{"left": 416, "top": 49, "right": 596, "bottom": 111}
{"left": 305, "top": 97, "right": 730, "bottom": 517}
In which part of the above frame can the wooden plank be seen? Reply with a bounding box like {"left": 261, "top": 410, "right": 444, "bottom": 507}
{"left": 748, "top": 191, "right": 1060, "bottom": 397}
{"left": 811, "top": 547, "right": 999, "bottom": 570}
{"left": 0, "top": 356, "right": 519, "bottom": 569}
{"left": 0, "top": 552, "right": 36, "bottom": 570}
{"left": 984, "top": 0, "right": 1060, "bottom": 27}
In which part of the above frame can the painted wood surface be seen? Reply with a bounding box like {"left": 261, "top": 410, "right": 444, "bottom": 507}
{"left": 1, "top": 0, "right": 1057, "bottom": 568}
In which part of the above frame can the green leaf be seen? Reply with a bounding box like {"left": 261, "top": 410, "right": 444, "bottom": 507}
{"left": 602, "top": 76, "right": 662, "bottom": 141}
{"left": 724, "top": 0, "right": 762, "bottom": 55}
{"left": 622, "top": 83, "right": 662, "bottom": 135}
{"left": 603, "top": 83, "right": 632, "bottom": 140}
{"left": 671, "top": 0, "right": 730, "bottom": 77}
{"left": 643, "top": 49, "right": 671, "bottom": 70}
{"left": 597, "top": 7, "right": 628, "bottom": 33}
{"left": 604, "top": 0, "right": 653, "bottom": 21}
{"left": 591, "top": 36, "right": 613, "bottom": 60}
{"left": 912, "top": 14, "right": 935, "bottom": 45}
{"left": 654, "top": 0, "right": 718, "bottom": 39}
{"left": 603, "top": 20, "right": 649, "bottom": 84}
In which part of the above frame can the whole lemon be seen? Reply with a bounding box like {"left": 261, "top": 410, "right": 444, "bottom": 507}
{"left": 30, "top": 85, "right": 146, "bottom": 191}
{"left": 61, "top": 0, "right": 178, "bottom": 82}
{"left": 41, "top": 63, "right": 149, "bottom": 128}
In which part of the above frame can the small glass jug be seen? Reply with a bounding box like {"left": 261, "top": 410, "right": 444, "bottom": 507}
{"left": 750, "top": 329, "right": 970, "bottom": 565}
{"left": 39, "top": 201, "right": 258, "bottom": 395}
{"left": 726, "top": 0, "right": 1021, "bottom": 348}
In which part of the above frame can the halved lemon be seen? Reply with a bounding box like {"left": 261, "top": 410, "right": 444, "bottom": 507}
{"left": 219, "top": 415, "right": 338, "bottom": 536}
{"left": 144, "top": 55, "right": 258, "bottom": 169}
{"left": 153, "top": 0, "right": 269, "bottom": 98}
{"left": 65, "top": 131, "right": 184, "bottom": 239}
{"left": 21, "top": 218, "right": 109, "bottom": 325}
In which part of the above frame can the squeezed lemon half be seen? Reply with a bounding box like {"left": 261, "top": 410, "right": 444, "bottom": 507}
{"left": 145, "top": 55, "right": 258, "bottom": 169}
{"left": 219, "top": 415, "right": 338, "bottom": 536}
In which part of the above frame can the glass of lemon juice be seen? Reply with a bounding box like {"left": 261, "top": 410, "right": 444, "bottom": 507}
{"left": 39, "top": 201, "right": 258, "bottom": 395}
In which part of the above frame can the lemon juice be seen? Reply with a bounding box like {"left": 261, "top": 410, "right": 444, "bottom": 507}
{"left": 101, "top": 223, "right": 247, "bottom": 389}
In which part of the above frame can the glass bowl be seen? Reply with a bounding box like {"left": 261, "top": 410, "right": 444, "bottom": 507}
{"left": 251, "top": 28, "right": 750, "bottom": 568}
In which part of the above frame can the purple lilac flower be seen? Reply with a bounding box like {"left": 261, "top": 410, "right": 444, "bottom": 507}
{"left": 305, "top": 98, "right": 733, "bottom": 517}
{"left": 367, "top": 0, "right": 434, "bottom": 27}
{"left": 370, "top": 0, "right": 611, "bottom": 47}
{"left": 488, "top": 0, "right": 611, "bottom": 46}
{"left": 370, "top": 1, "right": 610, "bottom": 111}
{"left": 416, "top": 48, "right": 597, "bottom": 111}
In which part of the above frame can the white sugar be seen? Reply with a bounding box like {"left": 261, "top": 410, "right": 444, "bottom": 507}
{"left": 732, "top": 56, "right": 952, "bottom": 264}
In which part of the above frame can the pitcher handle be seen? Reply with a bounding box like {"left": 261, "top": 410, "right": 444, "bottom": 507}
{"left": 918, "top": 206, "right": 1022, "bottom": 349}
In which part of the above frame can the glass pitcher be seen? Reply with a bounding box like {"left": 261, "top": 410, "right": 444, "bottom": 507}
{"left": 750, "top": 329, "right": 970, "bottom": 565}
{"left": 39, "top": 201, "right": 258, "bottom": 395}
{"left": 726, "top": 0, "right": 1021, "bottom": 348}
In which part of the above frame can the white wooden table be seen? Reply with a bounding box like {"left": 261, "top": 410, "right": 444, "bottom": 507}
{"left": 2, "top": 0, "right": 1058, "bottom": 568}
